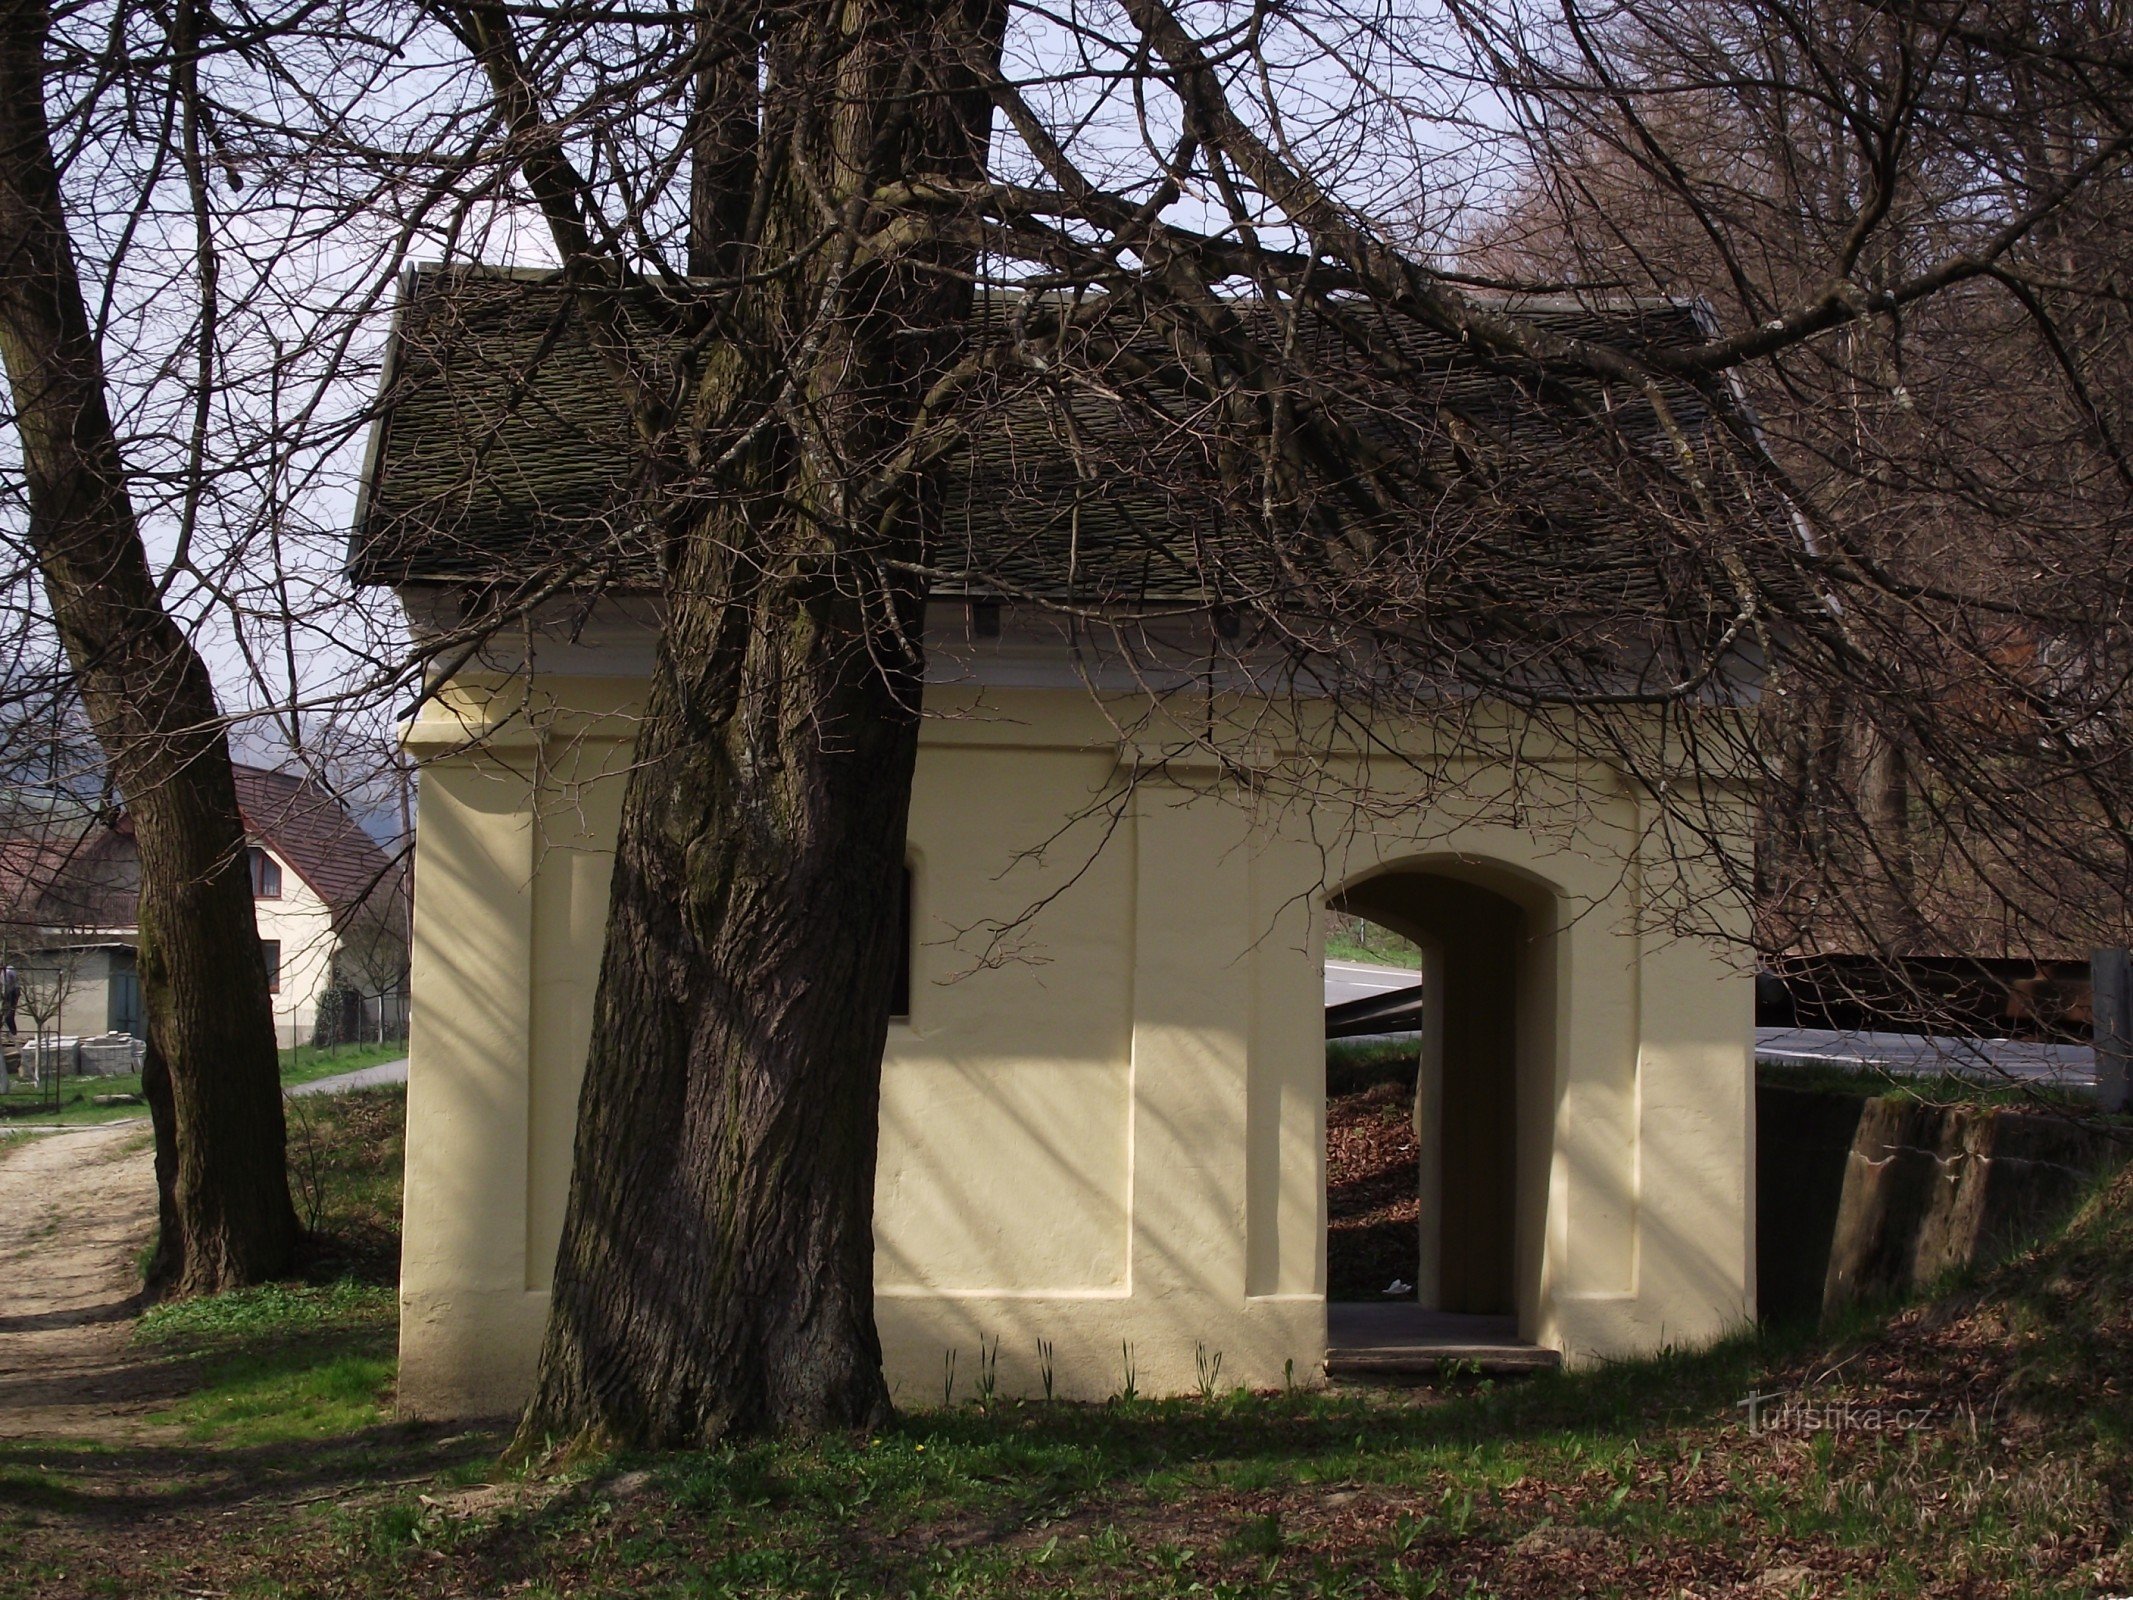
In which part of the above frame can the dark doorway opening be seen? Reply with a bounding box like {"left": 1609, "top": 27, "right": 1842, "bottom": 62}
{"left": 1325, "top": 869, "right": 1534, "bottom": 1319}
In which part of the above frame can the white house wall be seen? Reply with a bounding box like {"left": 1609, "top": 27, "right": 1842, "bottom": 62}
{"left": 254, "top": 850, "right": 338, "bottom": 1048}
{"left": 16, "top": 945, "right": 115, "bottom": 1041}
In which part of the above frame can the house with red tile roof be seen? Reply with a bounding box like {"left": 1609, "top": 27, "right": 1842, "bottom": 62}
{"left": 0, "top": 765, "right": 407, "bottom": 1048}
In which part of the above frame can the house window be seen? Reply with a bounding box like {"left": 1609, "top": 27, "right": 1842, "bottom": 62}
{"left": 250, "top": 848, "right": 282, "bottom": 899}
{"left": 261, "top": 939, "right": 281, "bottom": 994}
{"left": 890, "top": 865, "right": 912, "bottom": 1021}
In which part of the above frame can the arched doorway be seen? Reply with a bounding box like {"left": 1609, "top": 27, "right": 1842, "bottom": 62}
{"left": 1327, "top": 866, "right": 1553, "bottom": 1325}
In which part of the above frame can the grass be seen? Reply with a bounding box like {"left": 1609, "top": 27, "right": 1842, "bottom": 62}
{"left": 1756, "top": 1056, "right": 2108, "bottom": 1114}
{"left": 168, "top": 1284, "right": 2129, "bottom": 1596}
{"left": 1325, "top": 933, "right": 1422, "bottom": 970}
{"left": 135, "top": 1280, "right": 398, "bottom": 1444}
{"left": 282, "top": 1082, "right": 407, "bottom": 1260}
{"left": 507, "top": 1197, "right": 2130, "bottom": 1593}
{"left": 0, "top": 1037, "right": 404, "bottom": 1126}
{"left": 123, "top": 1085, "right": 407, "bottom": 1446}
{"left": 1325, "top": 912, "right": 1423, "bottom": 971}
{"left": 8, "top": 1076, "right": 2133, "bottom": 1597}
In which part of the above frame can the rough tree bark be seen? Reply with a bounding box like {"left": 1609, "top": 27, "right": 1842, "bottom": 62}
{"left": 510, "top": 0, "right": 1005, "bottom": 1445}
{"left": 0, "top": 0, "right": 299, "bottom": 1290}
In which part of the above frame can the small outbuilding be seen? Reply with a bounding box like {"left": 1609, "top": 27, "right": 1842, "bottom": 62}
{"left": 358, "top": 268, "right": 1760, "bottom": 1414}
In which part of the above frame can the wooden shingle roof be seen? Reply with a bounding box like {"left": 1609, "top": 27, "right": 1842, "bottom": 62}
{"left": 349, "top": 266, "right": 1771, "bottom": 627}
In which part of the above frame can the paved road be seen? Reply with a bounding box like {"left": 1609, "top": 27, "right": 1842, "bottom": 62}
{"left": 289, "top": 1057, "right": 408, "bottom": 1097}
{"left": 1755, "top": 1026, "right": 2096, "bottom": 1090}
{"left": 1324, "top": 959, "right": 1420, "bottom": 1009}
{"left": 1323, "top": 965, "right": 2096, "bottom": 1091}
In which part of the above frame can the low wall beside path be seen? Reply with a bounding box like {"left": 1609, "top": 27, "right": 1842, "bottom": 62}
{"left": 1757, "top": 1084, "right": 2128, "bottom": 1326}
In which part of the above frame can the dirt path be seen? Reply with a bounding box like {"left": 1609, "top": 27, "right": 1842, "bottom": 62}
{"left": 0, "top": 1124, "right": 169, "bottom": 1441}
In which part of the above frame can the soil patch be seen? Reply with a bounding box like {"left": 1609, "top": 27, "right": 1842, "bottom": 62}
{"left": 1328, "top": 1075, "right": 1421, "bottom": 1300}
{"left": 0, "top": 1124, "right": 174, "bottom": 1443}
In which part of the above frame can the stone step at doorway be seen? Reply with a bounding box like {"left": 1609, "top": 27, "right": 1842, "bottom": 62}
{"left": 1325, "top": 1303, "right": 1562, "bottom": 1382}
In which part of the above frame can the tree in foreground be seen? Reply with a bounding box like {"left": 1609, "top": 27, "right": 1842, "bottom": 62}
{"left": 0, "top": 0, "right": 297, "bottom": 1288}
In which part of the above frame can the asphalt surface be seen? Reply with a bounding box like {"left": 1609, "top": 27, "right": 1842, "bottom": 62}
{"left": 289, "top": 1057, "right": 409, "bottom": 1096}
{"left": 1324, "top": 959, "right": 1421, "bottom": 1009}
{"left": 1754, "top": 1027, "right": 2097, "bottom": 1090}
{"left": 1325, "top": 960, "right": 2100, "bottom": 1092}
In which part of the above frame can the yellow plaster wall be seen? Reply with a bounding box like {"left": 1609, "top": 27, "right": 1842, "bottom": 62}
{"left": 395, "top": 676, "right": 1755, "bottom": 1416}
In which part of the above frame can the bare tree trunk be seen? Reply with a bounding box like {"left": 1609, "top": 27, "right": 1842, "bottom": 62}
{"left": 140, "top": 1041, "right": 182, "bottom": 1285}
{"left": 514, "top": 0, "right": 1003, "bottom": 1447}
{"left": 0, "top": 0, "right": 298, "bottom": 1291}
{"left": 521, "top": 563, "right": 924, "bottom": 1443}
